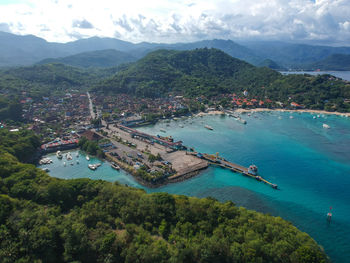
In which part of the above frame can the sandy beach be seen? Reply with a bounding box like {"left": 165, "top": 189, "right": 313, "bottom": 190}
{"left": 234, "top": 108, "right": 350, "bottom": 117}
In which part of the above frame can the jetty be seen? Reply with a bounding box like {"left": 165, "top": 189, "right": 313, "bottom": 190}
{"left": 189, "top": 152, "right": 278, "bottom": 189}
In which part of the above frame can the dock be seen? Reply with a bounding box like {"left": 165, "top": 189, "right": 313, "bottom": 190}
{"left": 190, "top": 152, "right": 278, "bottom": 189}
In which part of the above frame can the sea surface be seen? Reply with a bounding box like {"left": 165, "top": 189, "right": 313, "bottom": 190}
{"left": 40, "top": 112, "right": 350, "bottom": 263}
{"left": 280, "top": 70, "right": 350, "bottom": 81}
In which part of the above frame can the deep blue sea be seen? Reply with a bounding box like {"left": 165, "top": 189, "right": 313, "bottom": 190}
{"left": 41, "top": 112, "right": 350, "bottom": 263}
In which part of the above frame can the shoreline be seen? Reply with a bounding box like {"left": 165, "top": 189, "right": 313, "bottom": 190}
{"left": 234, "top": 108, "right": 350, "bottom": 117}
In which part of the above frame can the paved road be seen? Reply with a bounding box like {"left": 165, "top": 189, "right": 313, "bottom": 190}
{"left": 87, "top": 92, "right": 96, "bottom": 119}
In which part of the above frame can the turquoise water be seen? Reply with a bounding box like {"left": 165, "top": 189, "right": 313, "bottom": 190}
{"left": 41, "top": 112, "right": 350, "bottom": 263}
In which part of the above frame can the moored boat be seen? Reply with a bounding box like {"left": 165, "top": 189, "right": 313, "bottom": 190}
{"left": 56, "top": 151, "right": 63, "bottom": 159}
{"left": 111, "top": 162, "right": 120, "bottom": 170}
{"left": 205, "top": 125, "right": 213, "bottom": 130}
{"left": 248, "top": 164, "right": 258, "bottom": 175}
{"left": 323, "top": 123, "right": 330, "bottom": 129}
{"left": 86, "top": 155, "right": 90, "bottom": 161}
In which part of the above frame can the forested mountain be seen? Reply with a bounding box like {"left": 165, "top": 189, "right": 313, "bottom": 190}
{"left": 308, "top": 54, "right": 350, "bottom": 71}
{"left": 240, "top": 41, "right": 350, "bottom": 68}
{"left": 37, "top": 49, "right": 137, "bottom": 68}
{"left": 2, "top": 31, "right": 350, "bottom": 70}
{"left": 96, "top": 48, "right": 280, "bottom": 97}
{"left": 0, "top": 63, "right": 121, "bottom": 98}
{"left": 95, "top": 48, "right": 350, "bottom": 112}
{"left": 0, "top": 129, "right": 329, "bottom": 263}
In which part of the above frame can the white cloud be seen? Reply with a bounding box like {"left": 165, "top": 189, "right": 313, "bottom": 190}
{"left": 0, "top": 0, "right": 349, "bottom": 45}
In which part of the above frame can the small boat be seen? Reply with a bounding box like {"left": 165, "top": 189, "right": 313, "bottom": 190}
{"left": 63, "top": 162, "right": 66, "bottom": 167}
{"left": 248, "top": 165, "right": 258, "bottom": 175}
{"left": 66, "top": 152, "right": 72, "bottom": 160}
{"left": 86, "top": 155, "right": 90, "bottom": 161}
{"left": 205, "top": 125, "right": 213, "bottom": 130}
{"left": 56, "top": 151, "right": 63, "bottom": 159}
{"left": 238, "top": 118, "right": 247, "bottom": 124}
{"left": 88, "top": 164, "right": 97, "bottom": 170}
{"left": 323, "top": 123, "right": 330, "bottom": 129}
{"left": 111, "top": 162, "right": 120, "bottom": 170}
{"left": 160, "top": 128, "right": 166, "bottom": 133}
{"left": 76, "top": 152, "right": 79, "bottom": 157}
{"left": 313, "top": 116, "right": 316, "bottom": 119}
{"left": 179, "top": 124, "right": 184, "bottom": 128}
{"left": 76, "top": 160, "right": 79, "bottom": 164}
{"left": 289, "top": 116, "right": 294, "bottom": 119}
{"left": 70, "top": 162, "right": 74, "bottom": 166}
{"left": 41, "top": 168, "right": 50, "bottom": 172}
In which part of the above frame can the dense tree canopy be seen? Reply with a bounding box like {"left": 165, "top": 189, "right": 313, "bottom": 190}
{"left": 0, "top": 129, "right": 329, "bottom": 263}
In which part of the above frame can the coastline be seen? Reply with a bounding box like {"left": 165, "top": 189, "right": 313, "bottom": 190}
{"left": 235, "top": 108, "right": 350, "bottom": 117}
{"left": 193, "top": 108, "right": 350, "bottom": 117}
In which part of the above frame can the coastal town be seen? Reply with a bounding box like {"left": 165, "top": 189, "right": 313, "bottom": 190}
{"left": 10, "top": 86, "right": 335, "bottom": 188}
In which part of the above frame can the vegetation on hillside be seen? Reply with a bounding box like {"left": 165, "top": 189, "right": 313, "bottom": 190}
{"left": 308, "top": 54, "right": 350, "bottom": 71}
{"left": 95, "top": 48, "right": 350, "bottom": 112}
{"left": 37, "top": 49, "right": 136, "bottom": 68}
{"left": 96, "top": 48, "right": 280, "bottom": 98}
{"left": 0, "top": 131, "right": 329, "bottom": 262}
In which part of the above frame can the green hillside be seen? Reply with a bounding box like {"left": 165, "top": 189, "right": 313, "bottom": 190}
{"left": 38, "top": 49, "right": 136, "bottom": 68}
{"left": 0, "top": 63, "right": 121, "bottom": 98}
{"left": 0, "top": 129, "right": 329, "bottom": 263}
{"left": 96, "top": 48, "right": 280, "bottom": 97}
{"left": 309, "top": 54, "right": 350, "bottom": 71}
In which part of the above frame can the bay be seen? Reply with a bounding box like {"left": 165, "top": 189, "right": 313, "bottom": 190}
{"left": 40, "top": 111, "right": 350, "bottom": 263}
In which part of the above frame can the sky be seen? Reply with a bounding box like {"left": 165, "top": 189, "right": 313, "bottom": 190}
{"left": 0, "top": 0, "right": 349, "bottom": 45}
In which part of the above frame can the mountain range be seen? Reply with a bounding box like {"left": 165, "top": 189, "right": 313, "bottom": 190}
{"left": 1, "top": 31, "right": 350, "bottom": 70}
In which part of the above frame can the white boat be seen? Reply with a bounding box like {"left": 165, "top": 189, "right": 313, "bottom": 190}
{"left": 39, "top": 158, "right": 53, "bottom": 165}
{"left": 205, "top": 125, "right": 213, "bottom": 130}
{"left": 66, "top": 152, "right": 72, "bottom": 160}
{"left": 76, "top": 152, "right": 79, "bottom": 157}
{"left": 86, "top": 155, "right": 90, "bottom": 161}
{"left": 63, "top": 162, "right": 66, "bottom": 167}
{"left": 323, "top": 123, "right": 330, "bottom": 129}
{"left": 88, "top": 164, "right": 97, "bottom": 170}
{"left": 238, "top": 118, "right": 247, "bottom": 124}
{"left": 56, "top": 151, "right": 63, "bottom": 159}
{"left": 289, "top": 116, "right": 294, "bottom": 119}
{"left": 111, "top": 162, "right": 120, "bottom": 170}
{"left": 179, "top": 124, "right": 184, "bottom": 128}
{"left": 76, "top": 160, "right": 79, "bottom": 164}
{"left": 160, "top": 128, "right": 166, "bottom": 133}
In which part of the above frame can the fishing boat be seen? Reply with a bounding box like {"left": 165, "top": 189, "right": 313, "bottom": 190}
{"left": 205, "top": 125, "right": 213, "bottom": 130}
{"left": 323, "top": 123, "right": 330, "bottom": 129}
{"left": 56, "top": 150, "right": 63, "bottom": 159}
{"left": 39, "top": 158, "right": 53, "bottom": 165}
{"left": 160, "top": 128, "right": 166, "bottom": 133}
{"left": 86, "top": 155, "right": 90, "bottom": 161}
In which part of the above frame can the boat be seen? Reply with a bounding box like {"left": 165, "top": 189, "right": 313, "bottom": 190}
{"left": 70, "top": 162, "right": 74, "bottom": 166}
{"left": 160, "top": 128, "right": 166, "bottom": 133}
{"left": 88, "top": 164, "right": 97, "bottom": 170}
{"left": 111, "top": 162, "right": 120, "bottom": 170}
{"left": 289, "top": 116, "right": 294, "bottom": 119}
{"left": 205, "top": 125, "right": 213, "bottom": 130}
{"left": 39, "top": 158, "right": 53, "bottom": 165}
{"left": 76, "top": 160, "right": 79, "bottom": 164}
{"left": 248, "top": 165, "right": 258, "bottom": 175}
{"left": 66, "top": 152, "right": 72, "bottom": 160}
{"left": 86, "top": 155, "right": 90, "bottom": 161}
{"left": 41, "top": 168, "right": 50, "bottom": 172}
{"left": 76, "top": 152, "right": 79, "bottom": 157}
{"left": 323, "top": 123, "right": 330, "bottom": 129}
{"left": 56, "top": 151, "right": 63, "bottom": 159}
{"left": 63, "top": 162, "right": 66, "bottom": 167}
{"left": 179, "top": 124, "right": 184, "bottom": 128}
{"left": 238, "top": 118, "right": 247, "bottom": 124}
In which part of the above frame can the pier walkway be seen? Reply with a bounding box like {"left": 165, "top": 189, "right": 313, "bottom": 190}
{"left": 189, "top": 152, "right": 278, "bottom": 189}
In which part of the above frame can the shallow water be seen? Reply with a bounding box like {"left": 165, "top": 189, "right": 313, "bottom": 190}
{"left": 41, "top": 112, "right": 350, "bottom": 262}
